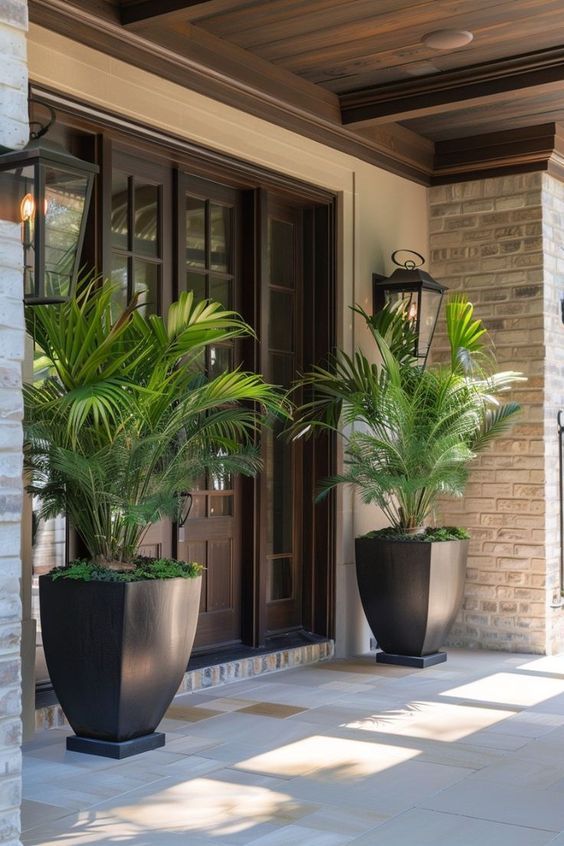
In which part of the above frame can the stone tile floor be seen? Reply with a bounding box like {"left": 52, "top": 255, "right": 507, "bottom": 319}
{"left": 21, "top": 649, "right": 564, "bottom": 845}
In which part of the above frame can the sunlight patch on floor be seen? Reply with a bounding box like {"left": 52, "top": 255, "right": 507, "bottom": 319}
{"left": 440, "top": 672, "right": 564, "bottom": 708}
{"left": 235, "top": 734, "right": 419, "bottom": 779}
{"left": 344, "top": 700, "right": 516, "bottom": 742}
{"left": 515, "top": 655, "right": 564, "bottom": 676}
{"left": 103, "top": 777, "right": 306, "bottom": 837}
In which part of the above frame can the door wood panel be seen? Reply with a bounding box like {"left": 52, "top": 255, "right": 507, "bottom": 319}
{"left": 175, "top": 174, "right": 244, "bottom": 651}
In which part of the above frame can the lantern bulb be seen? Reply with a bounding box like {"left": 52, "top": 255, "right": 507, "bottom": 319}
{"left": 20, "top": 193, "right": 35, "bottom": 223}
{"left": 408, "top": 301, "right": 418, "bottom": 321}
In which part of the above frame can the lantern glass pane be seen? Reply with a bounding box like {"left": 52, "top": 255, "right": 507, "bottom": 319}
{"left": 0, "top": 165, "right": 36, "bottom": 296}
{"left": 44, "top": 166, "right": 89, "bottom": 301}
{"left": 386, "top": 289, "right": 420, "bottom": 326}
{"left": 418, "top": 288, "right": 442, "bottom": 360}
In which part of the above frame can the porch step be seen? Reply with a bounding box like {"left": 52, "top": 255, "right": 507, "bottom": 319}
{"left": 35, "top": 638, "right": 335, "bottom": 731}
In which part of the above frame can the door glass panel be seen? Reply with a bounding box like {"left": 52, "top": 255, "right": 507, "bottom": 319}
{"left": 110, "top": 254, "right": 128, "bottom": 313}
{"left": 210, "top": 204, "right": 231, "bottom": 272}
{"left": 270, "top": 290, "right": 294, "bottom": 353}
{"left": 134, "top": 182, "right": 159, "bottom": 257}
{"left": 111, "top": 171, "right": 129, "bottom": 250}
{"left": 210, "top": 276, "right": 231, "bottom": 309}
{"left": 210, "top": 470, "right": 233, "bottom": 491}
{"left": 270, "top": 558, "right": 293, "bottom": 601}
{"left": 267, "top": 353, "right": 294, "bottom": 555}
{"left": 192, "top": 474, "right": 207, "bottom": 492}
{"left": 270, "top": 219, "right": 294, "bottom": 289}
{"left": 186, "top": 272, "right": 207, "bottom": 302}
{"left": 267, "top": 431, "right": 293, "bottom": 554}
{"left": 209, "top": 496, "right": 233, "bottom": 517}
{"left": 209, "top": 345, "right": 232, "bottom": 378}
{"left": 271, "top": 353, "right": 293, "bottom": 390}
{"left": 187, "top": 495, "right": 206, "bottom": 520}
{"left": 133, "top": 259, "right": 159, "bottom": 314}
{"left": 186, "top": 197, "right": 206, "bottom": 267}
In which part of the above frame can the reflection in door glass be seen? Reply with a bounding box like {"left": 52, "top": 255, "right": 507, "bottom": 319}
{"left": 186, "top": 197, "right": 206, "bottom": 267}
{"left": 210, "top": 204, "right": 231, "bottom": 272}
{"left": 110, "top": 254, "right": 128, "bottom": 315}
{"left": 209, "top": 496, "right": 233, "bottom": 517}
{"left": 133, "top": 259, "right": 159, "bottom": 314}
{"left": 134, "top": 182, "right": 159, "bottom": 257}
{"left": 209, "top": 276, "right": 232, "bottom": 309}
{"left": 209, "top": 345, "right": 232, "bottom": 378}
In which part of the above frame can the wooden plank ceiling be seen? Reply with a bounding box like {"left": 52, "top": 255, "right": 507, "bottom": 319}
{"left": 30, "top": 0, "right": 564, "bottom": 183}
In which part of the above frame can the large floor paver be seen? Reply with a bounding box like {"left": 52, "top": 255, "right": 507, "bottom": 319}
{"left": 22, "top": 649, "right": 564, "bottom": 845}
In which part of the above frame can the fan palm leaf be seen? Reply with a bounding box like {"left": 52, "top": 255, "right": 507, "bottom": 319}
{"left": 25, "top": 278, "right": 289, "bottom": 565}
{"left": 293, "top": 298, "right": 524, "bottom": 531}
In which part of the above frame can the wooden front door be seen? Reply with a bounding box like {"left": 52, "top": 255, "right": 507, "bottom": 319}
{"left": 175, "top": 175, "right": 244, "bottom": 650}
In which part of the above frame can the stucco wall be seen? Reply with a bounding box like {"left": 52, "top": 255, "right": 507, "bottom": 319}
{"left": 0, "top": 1, "right": 28, "bottom": 843}
{"left": 26, "top": 24, "right": 429, "bottom": 658}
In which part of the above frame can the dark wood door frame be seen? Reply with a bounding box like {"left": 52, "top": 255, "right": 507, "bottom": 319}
{"left": 39, "top": 97, "right": 338, "bottom": 652}
{"left": 244, "top": 189, "right": 337, "bottom": 647}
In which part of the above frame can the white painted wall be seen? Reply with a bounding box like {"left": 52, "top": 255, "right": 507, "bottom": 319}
{"left": 27, "top": 24, "right": 429, "bottom": 657}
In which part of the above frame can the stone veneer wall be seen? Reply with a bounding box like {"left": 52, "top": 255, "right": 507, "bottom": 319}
{"left": 542, "top": 174, "right": 564, "bottom": 654}
{"left": 0, "top": 1, "right": 28, "bottom": 843}
{"left": 429, "top": 171, "right": 564, "bottom": 654}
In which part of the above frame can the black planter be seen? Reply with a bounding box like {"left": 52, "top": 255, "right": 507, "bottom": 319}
{"left": 355, "top": 537, "right": 468, "bottom": 667}
{"left": 39, "top": 575, "right": 201, "bottom": 757}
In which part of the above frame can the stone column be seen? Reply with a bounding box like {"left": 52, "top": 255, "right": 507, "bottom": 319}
{"left": 429, "top": 171, "right": 564, "bottom": 654}
{"left": 0, "top": 1, "right": 29, "bottom": 843}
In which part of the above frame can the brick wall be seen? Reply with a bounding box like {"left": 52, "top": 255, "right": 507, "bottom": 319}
{"left": 0, "top": 1, "right": 28, "bottom": 843}
{"left": 429, "top": 172, "right": 564, "bottom": 654}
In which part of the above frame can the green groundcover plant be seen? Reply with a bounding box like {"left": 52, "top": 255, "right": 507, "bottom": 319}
{"left": 363, "top": 527, "right": 470, "bottom": 543}
{"left": 25, "top": 279, "right": 288, "bottom": 576}
{"left": 50, "top": 558, "right": 203, "bottom": 583}
{"left": 291, "top": 296, "right": 525, "bottom": 536}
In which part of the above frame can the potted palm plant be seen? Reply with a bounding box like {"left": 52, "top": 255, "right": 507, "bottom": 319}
{"left": 293, "top": 297, "right": 524, "bottom": 667}
{"left": 25, "top": 280, "right": 285, "bottom": 756}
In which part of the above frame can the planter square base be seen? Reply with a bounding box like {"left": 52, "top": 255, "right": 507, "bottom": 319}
{"left": 376, "top": 651, "right": 447, "bottom": 668}
{"left": 66, "top": 731, "right": 166, "bottom": 759}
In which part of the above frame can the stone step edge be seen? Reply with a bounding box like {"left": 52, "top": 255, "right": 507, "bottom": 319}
{"left": 35, "top": 639, "right": 335, "bottom": 731}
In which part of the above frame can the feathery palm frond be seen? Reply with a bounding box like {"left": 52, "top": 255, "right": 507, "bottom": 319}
{"left": 25, "top": 278, "right": 289, "bottom": 564}
{"left": 293, "top": 298, "right": 524, "bottom": 531}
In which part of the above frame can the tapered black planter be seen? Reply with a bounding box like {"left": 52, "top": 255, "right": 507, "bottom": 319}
{"left": 355, "top": 537, "right": 468, "bottom": 667}
{"left": 39, "top": 575, "right": 201, "bottom": 757}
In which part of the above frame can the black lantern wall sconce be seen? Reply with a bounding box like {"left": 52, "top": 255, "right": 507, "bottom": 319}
{"left": 373, "top": 250, "right": 448, "bottom": 365}
{"left": 0, "top": 102, "right": 98, "bottom": 305}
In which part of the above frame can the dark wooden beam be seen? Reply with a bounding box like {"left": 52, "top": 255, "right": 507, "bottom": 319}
{"left": 120, "top": 0, "right": 254, "bottom": 26}
{"left": 341, "top": 47, "right": 564, "bottom": 128}
{"left": 28, "top": 0, "right": 433, "bottom": 184}
{"left": 432, "top": 123, "right": 564, "bottom": 184}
